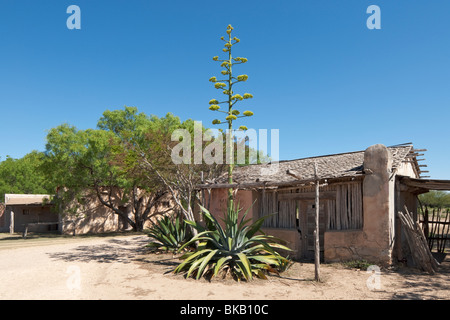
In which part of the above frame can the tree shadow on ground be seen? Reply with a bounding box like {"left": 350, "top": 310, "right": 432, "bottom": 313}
{"left": 47, "top": 236, "right": 149, "bottom": 264}
{"left": 390, "top": 254, "right": 450, "bottom": 300}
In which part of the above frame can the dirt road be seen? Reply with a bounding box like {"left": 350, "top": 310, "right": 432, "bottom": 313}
{"left": 0, "top": 234, "right": 448, "bottom": 300}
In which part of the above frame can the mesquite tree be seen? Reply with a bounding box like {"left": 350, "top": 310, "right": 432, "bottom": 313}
{"left": 208, "top": 24, "right": 254, "bottom": 206}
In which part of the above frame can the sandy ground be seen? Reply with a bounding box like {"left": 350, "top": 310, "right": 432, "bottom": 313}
{"left": 0, "top": 234, "right": 448, "bottom": 300}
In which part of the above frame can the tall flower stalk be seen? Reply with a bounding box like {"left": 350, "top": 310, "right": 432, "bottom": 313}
{"left": 172, "top": 26, "right": 292, "bottom": 281}
{"left": 209, "top": 24, "right": 254, "bottom": 207}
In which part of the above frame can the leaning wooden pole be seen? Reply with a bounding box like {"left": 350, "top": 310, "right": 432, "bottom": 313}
{"left": 313, "top": 162, "right": 321, "bottom": 282}
{"left": 398, "top": 206, "right": 439, "bottom": 274}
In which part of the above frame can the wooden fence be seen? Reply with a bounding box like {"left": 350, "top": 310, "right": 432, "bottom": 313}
{"left": 420, "top": 208, "right": 450, "bottom": 253}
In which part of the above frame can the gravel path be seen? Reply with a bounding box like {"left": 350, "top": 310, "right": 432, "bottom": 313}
{"left": 0, "top": 234, "right": 448, "bottom": 300}
{"left": 0, "top": 234, "right": 151, "bottom": 299}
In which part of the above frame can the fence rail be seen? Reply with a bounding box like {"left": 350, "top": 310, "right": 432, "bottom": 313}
{"left": 419, "top": 208, "right": 450, "bottom": 253}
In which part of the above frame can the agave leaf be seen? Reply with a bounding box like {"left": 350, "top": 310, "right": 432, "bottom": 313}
{"left": 184, "top": 219, "right": 207, "bottom": 234}
{"left": 266, "top": 242, "right": 292, "bottom": 251}
{"left": 214, "top": 255, "right": 232, "bottom": 277}
{"left": 253, "top": 269, "right": 268, "bottom": 280}
{"left": 235, "top": 260, "right": 250, "bottom": 281}
{"left": 248, "top": 255, "right": 279, "bottom": 265}
{"left": 196, "top": 249, "right": 219, "bottom": 280}
{"left": 227, "top": 237, "right": 233, "bottom": 251}
{"left": 246, "top": 214, "right": 275, "bottom": 238}
{"left": 198, "top": 205, "right": 228, "bottom": 244}
{"left": 237, "top": 252, "right": 252, "bottom": 281}
{"left": 237, "top": 200, "right": 257, "bottom": 230}
{"left": 264, "top": 265, "right": 280, "bottom": 275}
{"left": 187, "top": 256, "right": 206, "bottom": 278}
{"left": 174, "top": 249, "right": 211, "bottom": 273}
{"left": 178, "top": 230, "right": 215, "bottom": 251}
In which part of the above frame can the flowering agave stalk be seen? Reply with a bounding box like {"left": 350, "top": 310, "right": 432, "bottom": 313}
{"left": 209, "top": 24, "right": 254, "bottom": 206}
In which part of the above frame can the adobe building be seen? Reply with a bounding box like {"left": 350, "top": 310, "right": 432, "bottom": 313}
{"left": 197, "top": 143, "right": 450, "bottom": 265}
{"left": 0, "top": 192, "right": 174, "bottom": 235}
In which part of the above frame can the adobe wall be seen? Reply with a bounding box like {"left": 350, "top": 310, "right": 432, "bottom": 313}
{"left": 260, "top": 228, "right": 301, "bottom": 259}
{"left": 325, "top": 144, "right": 394, "bottom": 265}
{"left": 206, "top": 188, "right": 257, "bottom": 227}
{"left": 61, "top": 203, "right": 121, "bottom": 235}
{"left": 2, "top": 205, "right": 59, "bottom": 233}
{"left": 0, "top": 203, "right": 5, "bottom": 232}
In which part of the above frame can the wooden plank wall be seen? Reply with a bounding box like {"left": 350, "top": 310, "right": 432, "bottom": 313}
{"left": 258, "top": 181, "right": 363, "bottom": 231}
{"left": 332, "top": 182, "right": 363, "bottom": 230}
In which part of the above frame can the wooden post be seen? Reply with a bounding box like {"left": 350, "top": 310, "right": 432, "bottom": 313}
{"left": 314, "top": 162, "right": 321, "bottom": 282}
{"left": 200, "top": 171, "right": 204, "bottom": 222}
{"left": 9, "top": 210, "right": 14, "bottom": 234}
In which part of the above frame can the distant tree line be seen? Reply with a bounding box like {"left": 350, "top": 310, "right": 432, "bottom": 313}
{"left": 0, "top": 106, "right": 267, "bottom": 232}
{"left": 419, "top": 190, "right": 450, "bottom": 209}
{"left": 0, "top": 151, "right": 55, "bottom": 201}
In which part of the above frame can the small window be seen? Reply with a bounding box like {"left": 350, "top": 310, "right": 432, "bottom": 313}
{"left": 23, "top": 209, "right": 30, "bottom": 215}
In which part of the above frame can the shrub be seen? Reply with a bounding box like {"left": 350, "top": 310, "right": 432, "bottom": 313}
{"left": 173, "top": 204, "right": 292, "bottom": 281}
{"left": 146, "top": 214, "right": 192, "bottom": 253}
{"left": 343, "top": 260, "right": 372, "bottom": 270}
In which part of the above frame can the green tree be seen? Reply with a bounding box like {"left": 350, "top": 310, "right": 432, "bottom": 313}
{"left": 0, "top": 151, "right": 55, "bottom": 201}
{"left": 208, "top": 24, "right": 254, "bottom": 206}
{"left": 43, "top": 107, "right": 179, "bottom": 231}
{"left": 419, "top": 190, "right": 450, "bottom": 209}
{"left": 118, "top": 110, "right": 224, "bottom": 238}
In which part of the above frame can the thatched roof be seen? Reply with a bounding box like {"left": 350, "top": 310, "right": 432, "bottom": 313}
{"left": 199, "top": 145, "right": 415, "bottom": 189}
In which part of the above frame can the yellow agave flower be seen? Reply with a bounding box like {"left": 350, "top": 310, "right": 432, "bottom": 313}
{"left": 237, "top": 75, "right": 248, "bottom": 82}
{"left": 214, "top": 82, "right": 226, "bottom": 89}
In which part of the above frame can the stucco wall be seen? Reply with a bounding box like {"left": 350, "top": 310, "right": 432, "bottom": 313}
{"left": 325, "top": 144, "right": 394, "bottom": 265}
{"left": 3, "top": 205, "right": 59, "bottom": 233}
{"left": 61, "top": 203, "right": 121, "bottom": 235}
{"left": 324, "top": 144, "right": 419, "bottom": 265}
{"left": 0, "top": 203, "right": 5, "bottom": 232}
{"left": 206, "top": 188, "right": 256, "bottom": 227}
{"left": 261, "top": 227, "right": 301, "bottom": 259}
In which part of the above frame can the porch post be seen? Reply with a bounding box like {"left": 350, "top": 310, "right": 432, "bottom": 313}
{"left": 9, "top": 210, "right": 14, "bottom": 234}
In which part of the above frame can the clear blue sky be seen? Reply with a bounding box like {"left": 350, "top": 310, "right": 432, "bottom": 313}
{"left": 0, "top": 1, "right": 449, "bottom": 178}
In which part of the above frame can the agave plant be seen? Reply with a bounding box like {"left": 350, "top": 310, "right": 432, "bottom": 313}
{"left": 173, "top": 204, "right": 292, "bottom": 281}
{"left": 146, "top": 214, "right": 192, "bottom": 253}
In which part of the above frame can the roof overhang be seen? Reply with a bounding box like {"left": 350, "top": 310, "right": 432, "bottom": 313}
{"left": 196, "top": 174, "right": 364, "bottom": 190}
{"left": 4, "top": 194, "right": 53, "bottom": 206}
{"left": 398, "top": 175, "right": 450, "bottom": 193}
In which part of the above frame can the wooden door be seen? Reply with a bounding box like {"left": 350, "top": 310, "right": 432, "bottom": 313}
{"left": 298, "top": 200, "right": 326, "bottom": 259}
